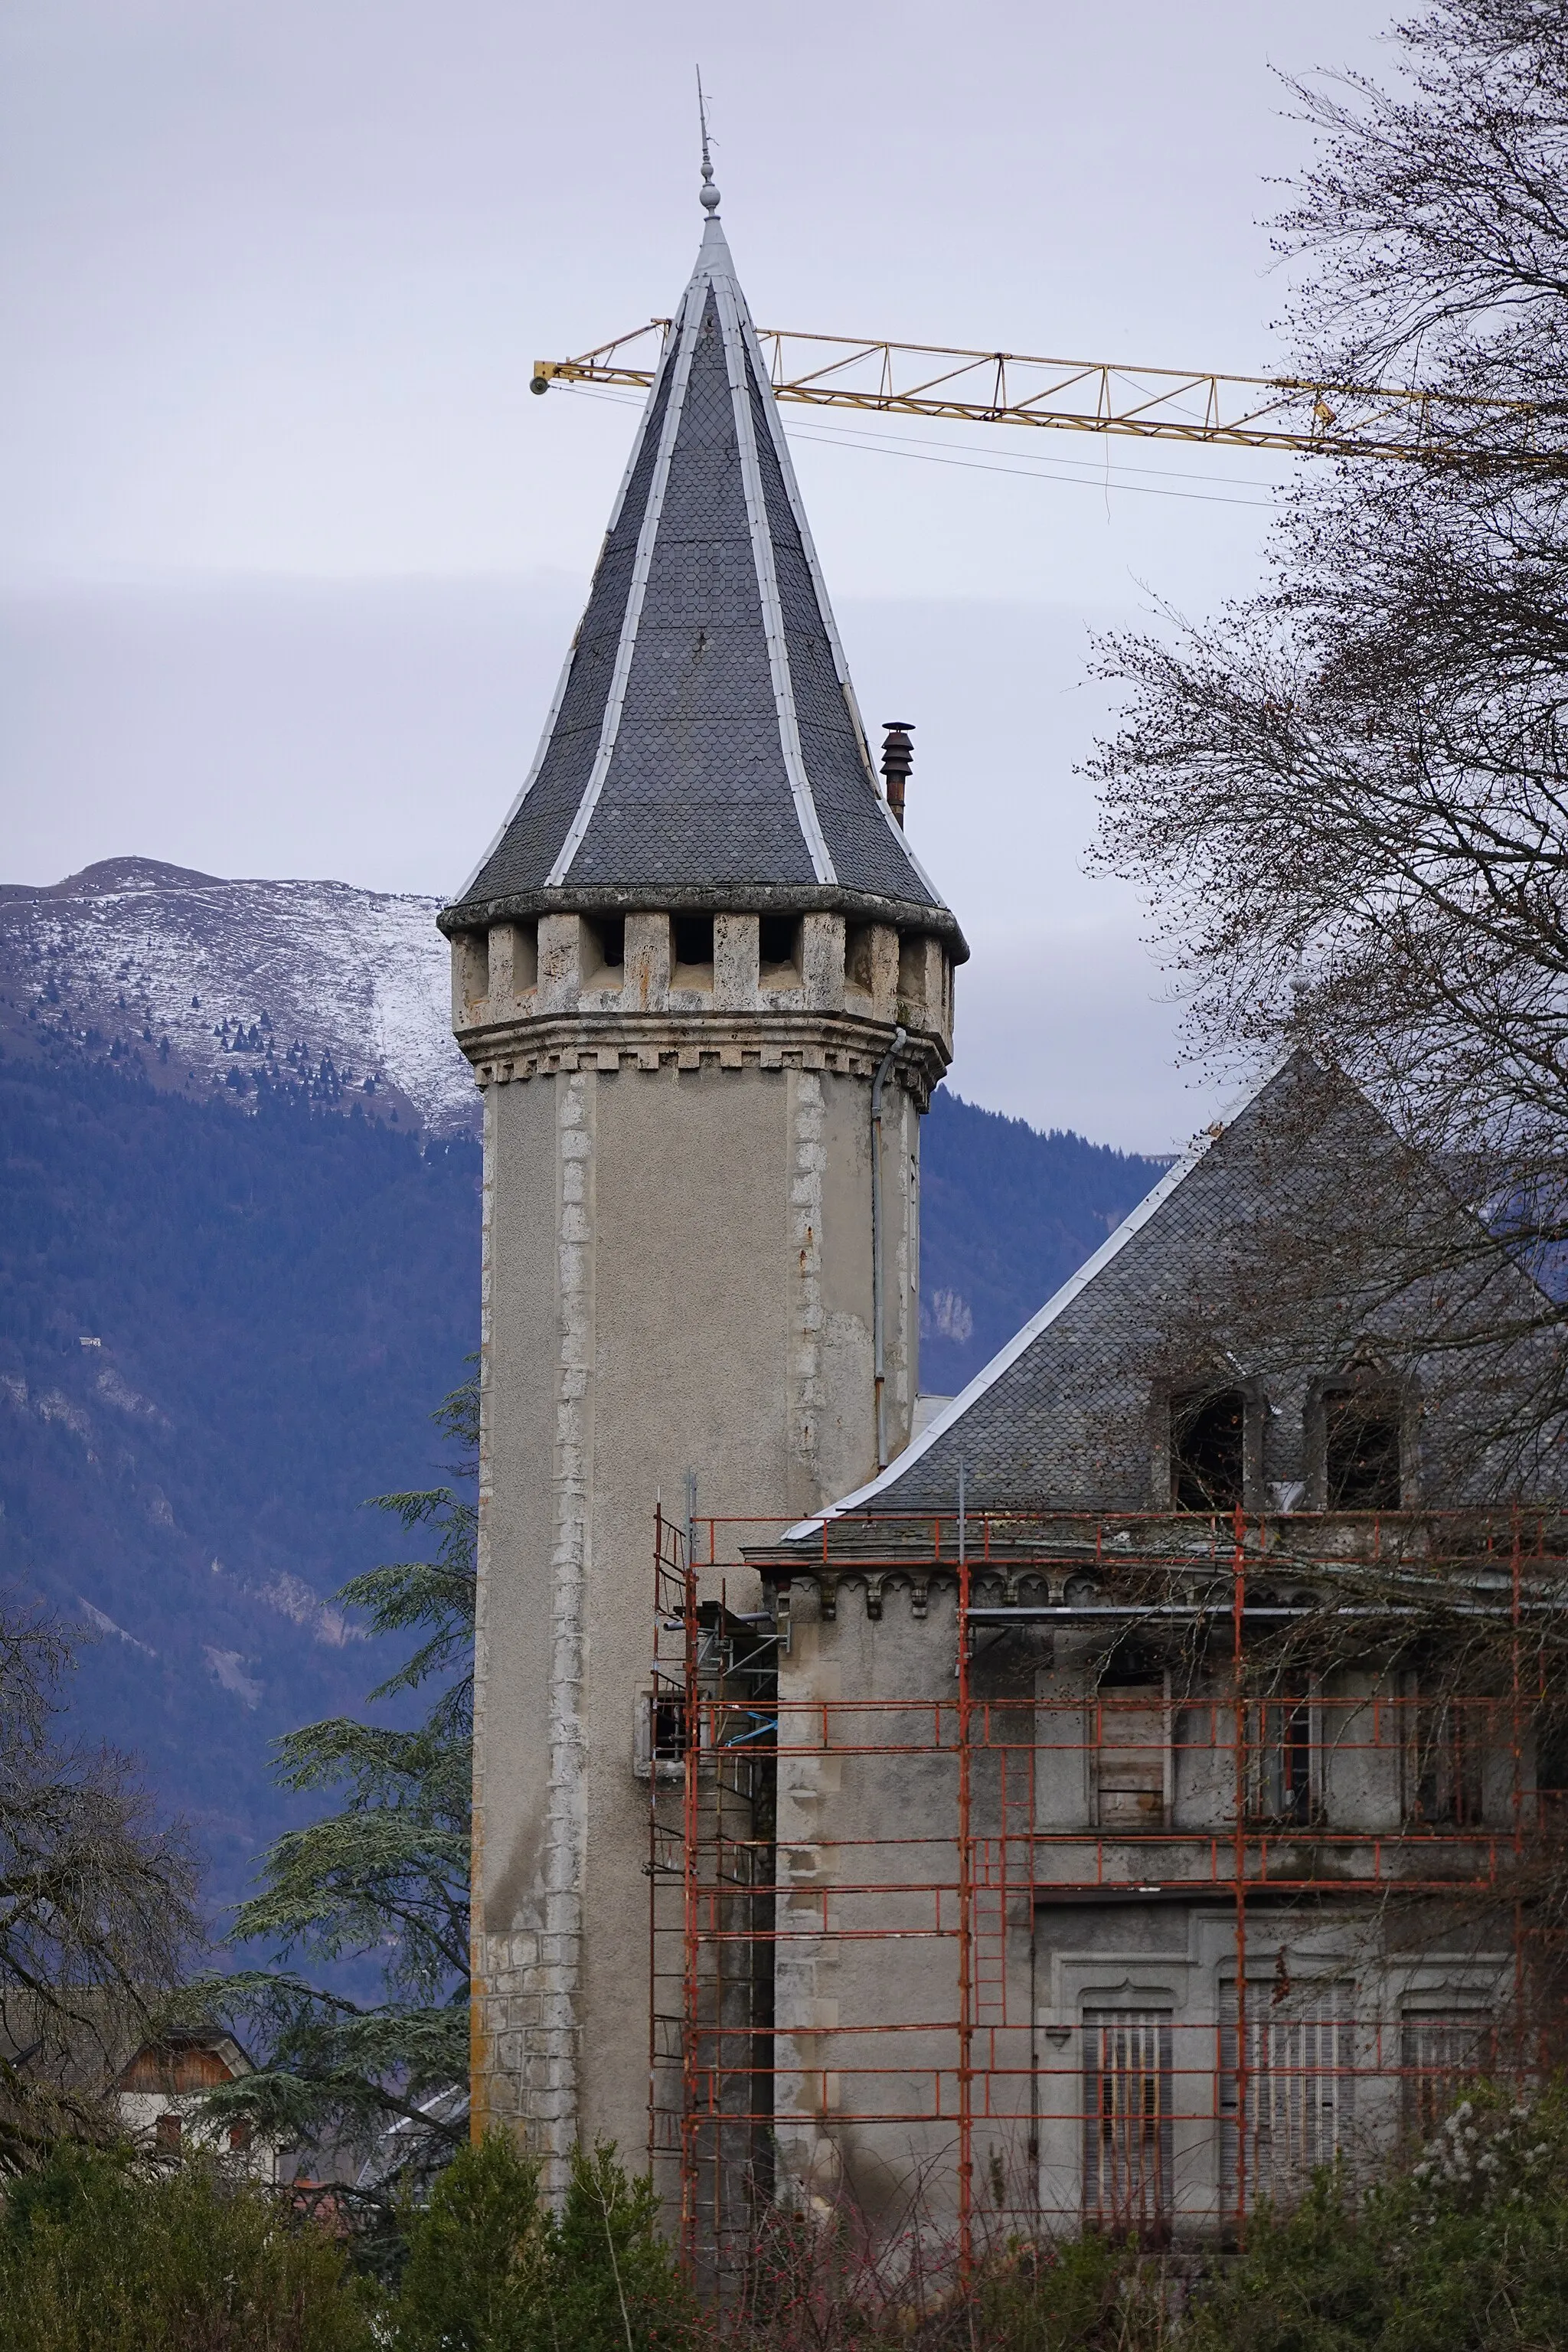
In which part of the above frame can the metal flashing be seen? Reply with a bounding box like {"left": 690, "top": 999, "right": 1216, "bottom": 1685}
{"left": 546, "top": 276, "right": 705, "bottom": 887}
{"left": 715, "top": 273, "right": 836, "bottom": 887}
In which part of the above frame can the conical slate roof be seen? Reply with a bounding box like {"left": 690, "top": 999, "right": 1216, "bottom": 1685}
{"left": 449, "top": 198, "right": 962, "bottom": 944}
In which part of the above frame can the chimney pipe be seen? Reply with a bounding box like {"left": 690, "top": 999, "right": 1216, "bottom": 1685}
{"left": 880, "top": 723, "right": 914, "bottom": 828}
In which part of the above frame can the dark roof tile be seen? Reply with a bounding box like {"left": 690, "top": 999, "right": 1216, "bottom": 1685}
{"left": 456, "top": 217, "right": 953, "bottom": 928}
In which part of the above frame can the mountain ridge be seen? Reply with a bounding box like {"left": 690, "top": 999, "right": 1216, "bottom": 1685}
{"left": 0, "top": 861, "right": 1171, "bottom": 1919}
{"left": 0, "top": 856, "right": 474, "bottom": 1136}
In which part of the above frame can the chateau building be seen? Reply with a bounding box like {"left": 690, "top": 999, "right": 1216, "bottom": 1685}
{"left": 444, "top": 171, "right": 1560, "bottom": 2255}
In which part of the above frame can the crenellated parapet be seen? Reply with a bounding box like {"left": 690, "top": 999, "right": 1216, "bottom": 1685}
{"left": 443, "top": 906, "right": 955, "bottom": 1097}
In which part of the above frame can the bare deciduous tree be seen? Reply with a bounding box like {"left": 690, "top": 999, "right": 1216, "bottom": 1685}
{"left": 0, "top": 1606, "right": 201, "bottom": 2170}
{"left": 1089, "top": 0, "right": 1568, "bottom": 1478}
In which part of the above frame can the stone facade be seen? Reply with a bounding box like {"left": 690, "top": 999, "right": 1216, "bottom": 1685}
{"left": 746, "top": 1055, "right": 1557, "bottom": 2243}
{"left": 452, "top": 910, "right": 952, "bottom": 2188}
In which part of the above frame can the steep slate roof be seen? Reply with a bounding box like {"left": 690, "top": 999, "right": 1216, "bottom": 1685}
{"left": 782, "top": 1055, "right": 1555, "bottom": 1531}
{"left": 448, "top": 198, "right": 961, "bottom": 942}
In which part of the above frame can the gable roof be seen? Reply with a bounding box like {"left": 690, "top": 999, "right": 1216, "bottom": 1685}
{"left": 782, "top": 1051, "right": 1549, "bottom": 1534}
{"left": 447, "top": 206, "right": 960, "bottom": 941}
{"left": 784, "top": 1082, "right": 1243, "bottom": 1537}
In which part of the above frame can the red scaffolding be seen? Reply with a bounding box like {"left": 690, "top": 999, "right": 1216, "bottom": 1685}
{"left": 648, "top": 1504, "right": 1565, "bottom": 2289}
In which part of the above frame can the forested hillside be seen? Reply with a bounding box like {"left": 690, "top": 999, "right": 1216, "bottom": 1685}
{"left": 0, "top": 1048, "right": 1165, "bottom": 1921}
{"left": 0, "top": 1054, "right": 479, "bottom": 1914}
{"left": 919, "top": 1088, "right": 1168, "bottom": 1393}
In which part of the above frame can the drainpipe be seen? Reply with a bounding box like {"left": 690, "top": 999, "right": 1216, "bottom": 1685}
{"left": 871, "top": 1025, "right": 906, "bottom": 1469}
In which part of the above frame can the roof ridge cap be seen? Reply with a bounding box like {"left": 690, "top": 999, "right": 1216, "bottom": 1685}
{"left": 543, "top": 276, "right": 706, "bottom": 886}
{"left": 712, "top": 272, "right": 836, "bottom": 887}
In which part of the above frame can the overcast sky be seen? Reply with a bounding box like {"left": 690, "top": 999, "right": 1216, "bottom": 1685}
{"left": 0, "top": 0, "right": 1393, "bottom": 1150}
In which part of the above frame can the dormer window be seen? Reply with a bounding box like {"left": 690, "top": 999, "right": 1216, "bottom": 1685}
{"left": 1324, "top": 1389, "right": 1401, "bottom": 1509}
{"left": 1170, "top": 1387, "right": 1246, "bottom": 1513}
{"left": 1306, "top": 1367, "right": 1405, "bottom": 1511}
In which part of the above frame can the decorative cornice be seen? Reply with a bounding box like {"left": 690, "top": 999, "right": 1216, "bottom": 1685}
{"left": 456, "top": 1007, "right": 949, "bottom": 1106}
{"left": 438, "top": 882, "right": 969, "bottom": 959}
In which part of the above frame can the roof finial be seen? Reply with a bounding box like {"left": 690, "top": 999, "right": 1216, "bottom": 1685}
{"left": 697, "top": 68, "right": 720, "bottom": 214}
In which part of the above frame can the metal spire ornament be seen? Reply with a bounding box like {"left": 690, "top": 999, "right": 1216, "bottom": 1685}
{"left": 697, "top": 68, "right": 720, "bottom": 214}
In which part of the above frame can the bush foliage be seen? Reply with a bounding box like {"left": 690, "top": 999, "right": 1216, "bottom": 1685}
{"left": 4, "top": 2093, "right": 1568, "bottom": 2349}
{"left": 0, "top": 2134, "right": 694, "bottom": 2352}
{"left": 394, "top": 2133, "right": 696, "bottom": 2352}
{"left": 0, "top": 2142, "right": 371, "bottom": 2352}
{"left": 1187, "top": 2082, "right": 1568, "bottom": 2352}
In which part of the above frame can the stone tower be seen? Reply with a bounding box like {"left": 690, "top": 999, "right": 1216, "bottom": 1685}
{"left": 439, "top": 166, "right": 965, "bottom": 2180}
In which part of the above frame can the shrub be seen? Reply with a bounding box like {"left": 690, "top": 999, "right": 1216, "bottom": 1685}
{"left": 393, "top": 2133, "right": 696, "bottom": 2352}
{"left": 547, "top": 2142, "right": 697, "bottom": 2351}
{"left": 1188, "top": 2084, "right": 1568, "bottom": 2352}
{"left": 392, "top": 2132, "right": 547, "bottom": 2352}
{"left": 720, "top": 2197, "right": 1172, "bottom": 2350}
{"left": 0, "top": 2141, "right": 371, "bottom": 2352}
{"left": 972, "top": 2231, "right": 1174, "bottom": 2351}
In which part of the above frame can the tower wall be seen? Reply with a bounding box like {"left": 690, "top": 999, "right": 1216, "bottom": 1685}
{"left": 459, "top": 913, "right": 949, "bottom": 2180}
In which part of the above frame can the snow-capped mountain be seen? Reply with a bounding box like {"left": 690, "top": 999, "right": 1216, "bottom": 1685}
{"left": 0, "top": 856, "right": 475, "bottom": 1135}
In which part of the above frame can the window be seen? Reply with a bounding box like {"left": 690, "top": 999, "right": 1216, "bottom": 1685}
{"left": 1248, "top": 1684, "right": 1320, "bottom": 1824}
{"left": 1221, "top": 1978, "right": 1352, "bottom": 2214}
{"left": 1083, "top": 2009, "right": 1172, "bottom": 2237}
{"left": 154, "top": 2112, "right": 183, "bottom": 2154}
{"left": 1093, "top": 1676, "right": 1170, "bottom": 1830}
{"left": 1171, "top": 1389, "right": 1246, "bottom": 1512}
{"left": 229, "top": 2119, "right": 254, "bottom": 2153}
{"left": 1324, "top": 1389, "right": 1401, "bottom": 1509}
{"left": 672, "top": 914, "right": 713, "bottom": 969}
{"left": 1404, "top": 1687, "right": 1484, "bottom": 1826}
{"left": 634, "top": 1687, "right": 693, "bottom": 1780}
{"left": 1537, "top": 1713, "right": 1568, "bottom": 1826}
{"left": 1400, "top": 2010, "right": 1494, "bottom": 2137}
{"left": 652, "top": 1690, "right": 689, "bottom": 1762}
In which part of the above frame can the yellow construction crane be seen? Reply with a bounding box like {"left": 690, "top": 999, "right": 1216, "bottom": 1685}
{"left": 531, "top": 318, "right": 1538, "bottom": 463}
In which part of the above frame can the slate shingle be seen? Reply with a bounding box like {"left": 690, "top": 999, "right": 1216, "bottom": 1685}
{"left": 457, "top": 216, "right": 953, "bottom": 927}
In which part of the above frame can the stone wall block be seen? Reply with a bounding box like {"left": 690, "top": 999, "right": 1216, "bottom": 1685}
{"left": 897, "top": 936, "right": 948, "bottom": 1042}
{"left": 488, "top": 920, "right": 538, "bottom": 1003}
{"left": 452, "top": 933, "right": 488, "bottom": 1027}
{"left": 802, "top": 913, "right": 846, "bottom": 1012}
{"left": 624, "top": 913, "right": 671, "bottom": 1011}
{"left": 714, "top": 913, "right": 760, "bottom": 1009}
{"left": 866, "top": 925, "right": 899, "bottom": 1024}
{"left": 537, "top": 915, "right": 583, "bottom": 1013}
